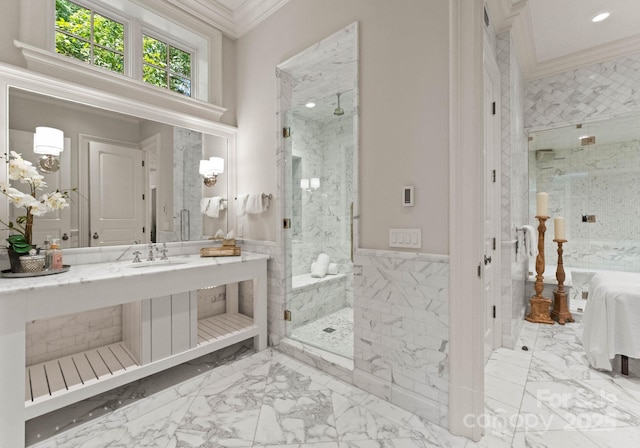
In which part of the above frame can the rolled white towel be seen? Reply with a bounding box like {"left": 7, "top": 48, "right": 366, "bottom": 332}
{"left": 311, "top": 262, "right": 325, "bottom": 278}
{"left": 327, "top": 263, "right": 339, "bottom": 275}
{"left": 315, "top": 253, "right": 330, "bottom": 276}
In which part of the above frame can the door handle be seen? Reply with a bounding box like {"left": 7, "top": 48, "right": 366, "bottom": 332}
{"left": 62, "top": 233, "right": 69, "bottom": 241}
{"left": 93, "top": 232, "right": 99, "bottom": 240}
{"left": 484, "top": 255, "right": 492, "bottom": 265}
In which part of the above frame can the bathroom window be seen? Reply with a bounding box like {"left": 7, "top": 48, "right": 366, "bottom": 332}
{"left": 55, "top": 0, "right": 125, "bottom": 74}
{"left": 142, "top": 34, "right": 192, "bottom": 97}
{"left": 51, "top": 0, "right": 211, "bottom": 101}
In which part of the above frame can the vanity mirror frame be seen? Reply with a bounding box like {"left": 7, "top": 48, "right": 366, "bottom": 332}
{"left": 0, "top": 62, "right": 237, "bottom": 251}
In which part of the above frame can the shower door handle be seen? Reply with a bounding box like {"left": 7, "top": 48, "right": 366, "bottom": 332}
{"left": 350, "top": 202, "right": 354, "bottom": 262}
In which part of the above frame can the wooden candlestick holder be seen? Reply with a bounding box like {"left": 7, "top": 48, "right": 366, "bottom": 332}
{"left": 525, "top": 216, "right": 555, "bottom": 325}
{"left": 551, "top": 239, "right": 574, "bottom": 325}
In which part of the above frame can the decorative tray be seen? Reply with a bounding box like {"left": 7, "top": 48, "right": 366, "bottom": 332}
{"left": 1, "top": 265, "right": 70, "bottom": 278}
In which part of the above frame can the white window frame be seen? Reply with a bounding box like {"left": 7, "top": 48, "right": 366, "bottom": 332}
{"left": 139, "top": 24, "right": 197, "bottom": 98}
{"left": 46, "top": 0, "right": 212, "bottom": 102}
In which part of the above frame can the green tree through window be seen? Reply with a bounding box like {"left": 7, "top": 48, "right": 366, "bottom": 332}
{"left": 55, "top": 0, "right": 124, "bottom": 74}
{"left": 143, "top": 35, "right": 192, "bottom": 97}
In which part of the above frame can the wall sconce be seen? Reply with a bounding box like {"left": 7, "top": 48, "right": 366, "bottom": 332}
{"left": 300, "top": 178, "right": 310, "bottom": 190}
{"left": 310, "top": 177, "right": 320, "bottom": 189}
{"left": 199, "top": 156, "right": 224, "bottom": 186}
{"left": 33, "top": 126, "right": 64, "bottom": 173}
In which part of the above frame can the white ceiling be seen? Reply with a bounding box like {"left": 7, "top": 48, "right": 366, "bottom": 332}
{"left": 487, "top": 0, "right": 640, "bottom": 78}
{"left": 173, "top": 1, "right": 640, "bottom": 78}
{"left": 527, "top": 0, "right": 640, "bottom": 63}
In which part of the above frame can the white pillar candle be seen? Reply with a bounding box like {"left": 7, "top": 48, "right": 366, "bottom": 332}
{"left": 536, "top": 192, "right": 548, "bottom": 217}
{"left": 554, "top": 216, "right": 566, "bottom": 240}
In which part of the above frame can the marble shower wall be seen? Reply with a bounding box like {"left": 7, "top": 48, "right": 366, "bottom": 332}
{"left": 532, "top": 139, "right": 640, "bottom": 271}
{"left": 291, "top": 110, "right": 354, "bottom": 278}
{"left": 496, "top": 31, "right": 529, "bottom": 349}
{"left": 159, "top": 128, "right": 203, "bottom": 242}
{"left": 525, "top": 51, "right": 640, "bottom": 271}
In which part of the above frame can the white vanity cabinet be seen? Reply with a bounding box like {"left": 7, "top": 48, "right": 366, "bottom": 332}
{"left": 0, "top": 252, "right": 269, "bottom": 448}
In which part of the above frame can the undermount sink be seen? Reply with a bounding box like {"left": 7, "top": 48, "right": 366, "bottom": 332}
{"left": 127, "top": 259, "right": 189, "bottom": 268}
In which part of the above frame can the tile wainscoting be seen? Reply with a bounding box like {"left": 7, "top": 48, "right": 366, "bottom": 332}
{"left": 353, "top": 249, "right": 450, "bottom": 426}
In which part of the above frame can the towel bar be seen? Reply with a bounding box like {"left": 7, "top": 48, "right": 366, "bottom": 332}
{"left": 234, "top": 194, "right": 273, "bottom": 200}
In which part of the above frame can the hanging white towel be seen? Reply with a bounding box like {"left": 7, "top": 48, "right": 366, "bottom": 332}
{"left": 200, "top": 198, "right": 212, "bottom": 214}
{"left": 246, "top": 193, "right": 266, "bottom": 214}
{"left": 236, "top": 194, "right": 249, "bottom": 216}
{"left": 522, "top": 225, "right": 537, "bottom": 257}
{"left": 206, "top": 197, "right": 223, "bottom": 218}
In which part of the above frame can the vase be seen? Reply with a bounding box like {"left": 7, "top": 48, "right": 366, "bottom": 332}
{"left": 8, "top": 248, "right": 24, "bottom": 273}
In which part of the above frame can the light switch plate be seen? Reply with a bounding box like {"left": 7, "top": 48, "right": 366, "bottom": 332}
{"left": 389, "top": 228, "right": 421, "bottom": 249}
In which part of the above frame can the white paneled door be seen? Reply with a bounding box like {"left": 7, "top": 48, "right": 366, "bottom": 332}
{"left": 89, "top": 141, "right": 144, "bottom": 246}
{"left": 483, "top": 47, "right": 502, "bottom": 364}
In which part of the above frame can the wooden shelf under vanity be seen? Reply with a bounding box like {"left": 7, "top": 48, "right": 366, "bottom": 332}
{"left": 24, "top": 311, "right": 258, "bottom": 420}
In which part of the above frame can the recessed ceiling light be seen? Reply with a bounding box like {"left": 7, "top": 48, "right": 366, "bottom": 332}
{"left": 592, "top": 12, "right": 610, "bottom": 23}
{"left": 305, "top": 102, "right": 316, "bottom": 108}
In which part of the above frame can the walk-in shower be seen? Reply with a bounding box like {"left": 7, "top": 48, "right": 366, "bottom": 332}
{"left": 278, "top": 23, "right": 358, "bottom": 359}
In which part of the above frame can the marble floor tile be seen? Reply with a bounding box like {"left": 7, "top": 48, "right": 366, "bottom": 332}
{"left": 332, "top": 392, "right": 417, "bottom": 441}
{"left": 254, "top": 389, "right": 337, "bottom": 445}
{"left": 485, "top": 357, "right": 530, "bottom": 387}
{"left": 27, "top": 320, "right": 640, "bottom": 448}
{"left": 484, "top": 371, "right": 526, "bottom": 410}
{"left": 511, "top": 428, "right": 600, "bottom": 447}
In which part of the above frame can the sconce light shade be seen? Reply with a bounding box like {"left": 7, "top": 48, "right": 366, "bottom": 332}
{"left": 300, "top": 178, "right": 309, "bottom": 189}
{"left": 209, "top": 156, "right": 224, "bottom": 174}
{"left": 33, "top": 127, "right": 64, "bottom": 156}
{"left": 199, "top": 159, "right": 213, "bottom": 176}
{"left": 310, "top": 177, "right": 320, "bottom": 189}
{"left": 200, "top": 157, "right": 224, "bottom": 187}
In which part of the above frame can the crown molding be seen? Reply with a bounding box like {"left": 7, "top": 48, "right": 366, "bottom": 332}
{"left": 233, "top": 0, "right": 290, "bottom": 38}
{"left": 525, "top": 34, "right": 640, "bottom": 80}
{"left": 159, "top": 0, "right": 290, "bottom": 39}
{"left": 161, "top": 0, "right": 237, "bottom": 38}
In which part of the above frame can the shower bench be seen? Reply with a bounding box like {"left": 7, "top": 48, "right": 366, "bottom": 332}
{"left": 0, "top": 251, "right": 268, "bottom": 448}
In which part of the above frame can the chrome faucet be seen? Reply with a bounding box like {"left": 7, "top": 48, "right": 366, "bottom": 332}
{"left": 132, "top": 250, "right": 142, "bottom": 263}
{"left": 147, "top": 243, "right": 156, "bottom": 261}
{"left": 159, "top": 243, "right": 169, "bottom": 260}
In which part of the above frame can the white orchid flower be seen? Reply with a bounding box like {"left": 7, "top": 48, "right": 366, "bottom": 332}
{"left": 41, "top": 192, "right": 69, "bottom": 211}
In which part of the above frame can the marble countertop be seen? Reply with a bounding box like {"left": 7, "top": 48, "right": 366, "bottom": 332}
{"left": 0, "top": 251, "right": 270, "bottom": 322}
{"left": 0, "top": 252, "right": 269, "bottom": 295}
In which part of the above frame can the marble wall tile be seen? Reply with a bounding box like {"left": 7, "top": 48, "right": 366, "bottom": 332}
{"left": 289, "top": 275, "right": 348, "bottom": 329}
{"left": 525, "top": 53, "right": 640, "bottom": 132}
{"left": 353, "top": 249, "right": 449, "bottom": 424}
{"left": 26, "top": 305, "right": 122, "bottom": 366}
{"left": 196, "top": 285, "right": 226, "bottom": 320}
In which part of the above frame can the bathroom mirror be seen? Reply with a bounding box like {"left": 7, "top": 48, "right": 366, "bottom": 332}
{"left": 6, "top": 87, "right": 230, "bottom": 248}
{"left": 528, "top": 114, "right": 640, "bottom": 271}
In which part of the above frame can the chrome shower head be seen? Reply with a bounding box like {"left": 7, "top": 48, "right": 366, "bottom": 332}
{"left": 334, "top": 93, "right": 344, "bottom": 116}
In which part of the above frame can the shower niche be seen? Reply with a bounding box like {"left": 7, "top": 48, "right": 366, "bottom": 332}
{"left": 278, "top": 23, "right": 358, "bottom": 359}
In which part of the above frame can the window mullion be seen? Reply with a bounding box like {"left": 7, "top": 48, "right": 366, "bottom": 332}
{"left": 127, "top": 18, "right": 141, "bottom": 80}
